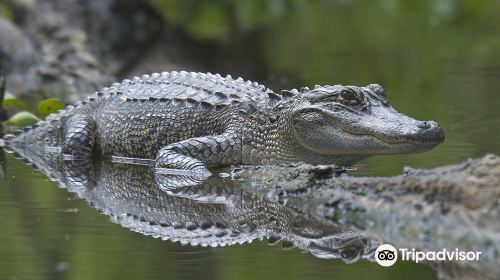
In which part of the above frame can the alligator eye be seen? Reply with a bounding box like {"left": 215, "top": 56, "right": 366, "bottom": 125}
{"left": 340, "top": 89, "right": 362, "bottom": 105}
{"left": 340, "top": 246, "right": 362, "bottom": 261}
{"left": 340, "top": 89, "right": 356, "bottom": 100}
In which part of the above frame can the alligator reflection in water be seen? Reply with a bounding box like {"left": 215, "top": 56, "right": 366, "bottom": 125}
{"left": 6, "top": 143, "right": 500, "bottom": 279}
{"left": 94, "top": 163, "right": 379, "bottom": 262}
{"left": 7, "top": 144, "right": 378, "bottom": 263}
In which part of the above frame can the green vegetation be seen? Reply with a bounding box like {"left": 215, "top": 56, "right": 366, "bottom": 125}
{"left": 152, "top": 0, "right": 291, "bottom": 42}
{"left": 2, "top": 95, "right": 64, "bottom": 126}
{"left": 3, "top": 92, "right": 28, "bottom": 109}
{"left": 4, "top": 111, "right": 39, "bottom": 126}
{"left": 38, "top": 98, "right": 65, "bottom": 118}
{"left": 0, "top": 3, "right": 13, "bottom": 21}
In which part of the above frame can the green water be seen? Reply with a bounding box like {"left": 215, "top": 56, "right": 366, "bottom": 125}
{"left": 1, "top": 1, "right": 500, "bottom": 279}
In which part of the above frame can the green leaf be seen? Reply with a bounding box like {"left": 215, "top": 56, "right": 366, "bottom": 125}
{"left": 3, "top": 92, "right": 28, "bottom": 108}
{"left": 4, "top": 111, "right": 40, "bottom": 127}
{"left": 38, "top": 98, "right": 65, "bottom": 118}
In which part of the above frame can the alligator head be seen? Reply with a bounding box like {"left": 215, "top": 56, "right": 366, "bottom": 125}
{"left": 280, "top": 84, "right": 444, "bottom": 163}
{"left": 273, "top": 215, "right": 377, "bottom": 263}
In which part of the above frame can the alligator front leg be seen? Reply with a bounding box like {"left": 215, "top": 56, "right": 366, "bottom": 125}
{"left": 62, "top": 114, "right": 96, "bottom": 158}
{"left": 155, "top": 133, "right": 241, "bottom": 177}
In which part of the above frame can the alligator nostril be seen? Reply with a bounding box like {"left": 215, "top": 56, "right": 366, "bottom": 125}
{"left": 417, "top": 121, "right": 431, "bottom": 129}
{"left": 414, "top": 120, "right": 444, "bottom": 143}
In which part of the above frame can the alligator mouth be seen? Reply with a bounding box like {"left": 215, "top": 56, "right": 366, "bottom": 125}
{"left": 356, "top": 132, "right": 444, "bottom": 146}
{"left": 335, "top": 122, "right": 445, "bottom": 147}
{"left": 320, "top": 107, "right": 445, "bottom": 147}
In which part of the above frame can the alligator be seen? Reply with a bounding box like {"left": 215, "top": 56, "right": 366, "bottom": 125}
{"left": 5, "top": 71, "right": 444, "bottom": 176}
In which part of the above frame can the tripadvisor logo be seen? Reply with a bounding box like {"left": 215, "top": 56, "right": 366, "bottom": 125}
{"left": 375, "top": 244, "right": 398, "bottom": 267}
{"left": 374, "top": 244, "right": 482, "bottom": 267}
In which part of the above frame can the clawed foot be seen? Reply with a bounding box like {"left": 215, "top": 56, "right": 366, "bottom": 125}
{"left": 155, "top": 149, "right": 212, "bottom": 177}
{"left": 155, "top": 153, "right": 212, "bottom": 190}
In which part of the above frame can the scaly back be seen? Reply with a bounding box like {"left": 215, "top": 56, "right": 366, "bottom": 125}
{"left": 106, "top": 71, "right": 280, "bottom": 108}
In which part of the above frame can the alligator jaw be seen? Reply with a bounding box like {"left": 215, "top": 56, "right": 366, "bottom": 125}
{"left": 328, "top": 103, "right": 445, "bottom": 155}
{"left": 336, "top": 120, "right": 445, "bottom": 154}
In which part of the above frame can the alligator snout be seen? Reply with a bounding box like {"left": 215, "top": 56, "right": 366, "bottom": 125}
{"left": 412, "top": 120, "right": 445, "bottom": 144}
